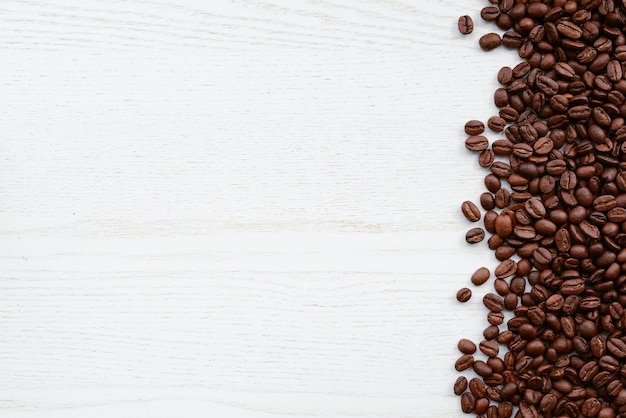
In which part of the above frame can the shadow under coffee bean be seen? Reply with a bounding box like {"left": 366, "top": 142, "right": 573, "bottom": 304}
{"left": 455, "top": 1, "right": 626, "bottom": 417}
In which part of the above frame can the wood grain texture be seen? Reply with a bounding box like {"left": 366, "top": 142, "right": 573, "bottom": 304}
{"left": 1, "top": 0, "right": 519, "bottom": 416}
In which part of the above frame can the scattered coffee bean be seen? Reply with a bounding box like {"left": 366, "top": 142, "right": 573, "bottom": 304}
{"left": 471, "top": 267, "right": 490, "bottom": 286}
{"left": 465, "top": 120, "right": 485, "bottom": 135}
{"left": 462, "top": 201, "right": 481, "bottom": 222}
{"left": 479, "top": 33, "right": 502, "bottom": 51}
{"left": 458, "top": 15, "right": 474, "bottom": 35}
{"left": 457, "top": 287, "right": 472, "bottom": 303}
{"left": 466, "top": 227, "right": 485, "bottom": 244}
{"left": 458, "top": 338, "right": 477, "bottom": 354}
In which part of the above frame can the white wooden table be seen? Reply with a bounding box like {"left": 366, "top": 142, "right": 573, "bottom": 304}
{"left": 1, "top": 1, "right": 523, "bottom": 416}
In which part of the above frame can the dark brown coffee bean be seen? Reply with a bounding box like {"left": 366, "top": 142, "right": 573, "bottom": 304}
{"left": 556, "top": 20, "right": 583, "bottom": 40}
{"left": 457, "top": 287, "right": 472, "bottom": 303}
{"left": 494, "top": 88, "right": 509, "bottom": 107}
{"left": 473, "top": 360, "right": 493, "bottom": 377}
{"left": 478, "top": 149, "right": 495, "bottom": 168}
{"left": 466, "top": 227, "right": 485, "bottom": 244}
{"left": 479, "top": 340, "right": 499, "bottom": 357}
{"left": 480, "top": 192, "right": 495, "bottom": 211}
{"left": 465, "top": 120, "right": 485, "bottom": 136}
{"left": 494, "top": 213, "right": 513, "bottom": 238}
{"left": 479, "top": 33, "right": 501, "bottom": 51}
{"left": 483, "top": 293, "right": 504, "bottom": 312}
{"left": 466, "top": 135, "right": 489, "bottom": 152}
{"left": 582, "top": 398, "right": 602, "bottom": 417}
{"left": 471, "top": 267, "right": 490, "bottom": 286}
{"left": 607, "top": 337, "right": 626, "bottom": 358}
{"left": 458, "top": 338, "right": 476, "bottom": 354}
{"left": 458, "top": 15, "right": 474, "bottom": 35}
{"left": 561, "top": 278, "right": 585, "bottom": 295}
{"left": 462, "top": 201, "right": 481, "bottom": 222}
{"left": 454, "top": 376, "right": 468, "bottom": 396}
{"left": 455, "top": 354, "right": 474, "bottom": 371}
{"left": 497, "top": 67, "right": 512, "bottom": 85}
{"left": 480, "top": 6, "right": 500, "bottom": 21}
{"left": 461, "top": 391, "right": 475, "bottom": 413}
{"left": 494, "top": 259, "right": 516, "bottom": 279}
{"left": 487, "top": 116, "right": 506, "bottom": 132}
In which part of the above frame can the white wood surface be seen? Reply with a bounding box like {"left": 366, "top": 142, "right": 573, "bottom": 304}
{"left": 1, "top": 1, "right": 524, "bottom": 416}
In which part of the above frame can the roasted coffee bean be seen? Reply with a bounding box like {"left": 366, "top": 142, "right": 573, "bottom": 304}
{"left": 458, "top": 15, "right": 474, "bottom": 35}
{"left": 479, "top": 340, "right": 499, "bottom": 357}
{"left": 494, "top": 259, "right": 516, "bottom": 279}
{"left": 454, "top": 376, "right": 468, "bottom": 396}
{"left": 455, "top": 354, "right": 475, "bottom": 371}
{"left": 471, "top": 267, "right": 490, "bottom": 286}
{"left": 465, "top": 120, "right": 485, "bottom": 136}
{"left": 461, "top": 391, "right": 475, "bottom": 413}
{"left": 479, "top": 33, "right": 501, "bottom": 51}
{"left": 483, "top": 293, "right": 504, "bottom": 312}
{"left": 487, "top": 116, "right": 506, "bottom": 132}
{"left": 466, "top": 227, "right": 485, "bottom": 244}
{"left": 458, "top": 338, "right": 476, "bottom": 354}
{"left": 607, "top": 337, "right": 626, "bottom": 358}
{"left": 469, "top": 377, "right": 487, "bottom": 398}
{"left": 457, "top": 287, "right": 472, "bottom": 303}
{"left": 466, "top": 135, "right": 489, "bottom": 152}
{"left": 462, "top": 201, "right": 481, "bottom": 222}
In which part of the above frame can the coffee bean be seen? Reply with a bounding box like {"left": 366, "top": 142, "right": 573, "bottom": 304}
{"left": 454, "top": 376, "right": 468, "bottom": 395}
{"left": 461, "top": 391, "right": 475, "bottom": 413}
{"left": 458, "top": 15, "right": 474, "bottom": 35}
{"left": 471, "top": 267, "right": 490, "bottom": 286}
{"left": 455, "top": 354, "right": 475, "bottom": 372}
{"left": 465, "top": 120, "right": 485, "bottom": 135}
{"left": 556, "top": 20, "right": 583, "bottom": 40}
{"left": 487, "top": 116, "right": 506, "bottom": 132}
{"left": 466, "top": 227, "right": 485, "bottom": 244}
{"left": 483, "top": 293, "right": 504, "bottom": 312}
{"left": 458, "top": 338, "right": 476, "bottom": 354}
{"left": 479, "top": 33, "right": 502, "bottom": 51}
{"left": 465, "top": 135, "right": 489, "bottom": 152}
{"left": 479, "top": 340, "right": 499, "bottom": 357}
{"left": 462, "top": 201, "right": 481, "bottom": 222}
{"left": 607, "top": 338, "right": 626, "bottom": 358}
{"left": 494, "top": 259, "right": 516, "bottom": 279}
{"left": 457, "top": 287, "right": 472, "bottom": 303}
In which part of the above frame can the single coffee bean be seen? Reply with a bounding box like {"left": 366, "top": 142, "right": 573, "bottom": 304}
{"left": 494, "top": 259, "right": 516, "bottom": 279}
{"left": 487, "top": 116, "right": 506, "bottom": 132}
{"left": 479, "top": 340, "right": 499, "bottom": 357}
{"left": 471, "top": 267, "right": 490, "bottom": 286}
{"left": 458, "top": 15, "right": 474, "bottom": 35}
{"left": 457, "top": 287, "right": 472, "bottom": 303}
{"left": 479, "top": 33, "right": 502, "bottom": 51}
{"left": 454, "top": 376, "right": 468, "bottom": 395}
{"left": 465, "top": 135, "right": 489, "bottom": 152}
{"left": 607, "top": 337, "right": 626, "bottom": 358}
{"left": 556, "top": 20, "right": 583, "bottom": 39}
{"left": 465, "top": 120, "right": 485, "bottom": 135}
{"left": 480, "top": 6, "right": 500, "bottom": 21}
{"left": 483, "top": 293, "right": 505, "bottom": 312}
{"left": 455, "top": 354, "right": 474, "bottom": 371}
{"left": 458, "top": 338, "right": 477, "bottom": 354}
{"left": 461, "top": 391, "right": 476, "bottom": 413}
{"left": 466, "top": 227, "right": 485, "bottom": 244}
{"left": 461, "top": 201, "right": 481, "bottom": 222}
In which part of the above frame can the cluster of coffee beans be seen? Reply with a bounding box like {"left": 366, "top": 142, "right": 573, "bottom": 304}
{"left": 454, "top": 1, "right": 626, "bottom": 417}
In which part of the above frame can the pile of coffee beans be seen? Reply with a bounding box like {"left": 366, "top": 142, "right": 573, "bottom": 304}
{"left": 454, "top": 1, "right": 626, "bottom": 417}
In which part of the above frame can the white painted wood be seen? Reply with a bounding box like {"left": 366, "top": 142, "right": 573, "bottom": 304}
{"left": 1, "top": 0, "right": 522, "bottom": 416}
